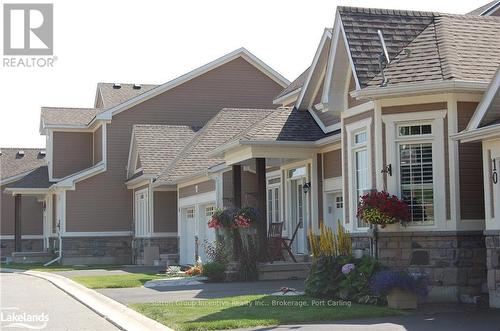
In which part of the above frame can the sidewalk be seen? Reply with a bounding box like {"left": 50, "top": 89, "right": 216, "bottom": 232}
{"left": 1, "top": 268, "right": 173, "bottom": 331}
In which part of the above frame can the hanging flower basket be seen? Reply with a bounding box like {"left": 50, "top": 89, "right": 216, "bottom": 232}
{"left": 357, "top": 191, "right": 410, "bottom": 227}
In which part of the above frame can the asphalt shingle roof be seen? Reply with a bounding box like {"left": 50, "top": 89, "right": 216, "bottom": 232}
{"left": 240, "top": 107, "right": 330, "bottom": 142}
{"left": 9, "top": 166, "right": 53, "bottom": 189}
{"left": 132, "top": 125, "right": 199, "bottom": 177}
{"left": 41, "top": 107, "right": 100, "bottom": 126}
{"left": 338, "top": 6, "right": 436, "bottom": 88}
{"left": 467, "top": 0, "right": 499, "bottom": 15}
{"left": 0, "top": 148, "right": 47, "bottom": 181}
{"left": 97, "top": 83, "right": 158, "bottom": 109}
{"left": 156, "top": 108, "right": 275, "bottom": 183}
{"left": 367, "top": 14, "right": 500, "bottom": 87}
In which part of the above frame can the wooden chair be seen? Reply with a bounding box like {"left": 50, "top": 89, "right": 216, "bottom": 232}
{"left": 267, "top": 222, "right": 285, "bottom": 263}
{"left": 282, "top": 221, "right": 302, "bottom": 263}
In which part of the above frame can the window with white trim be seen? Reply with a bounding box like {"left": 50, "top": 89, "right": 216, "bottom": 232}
{"left": 205, "top": 206, "right": 214, "bottom": 217}
{"left": 186, "top": 208, "right": 195, "bottom": 219}
{"left": 267, "top": 177, "right": 281, "bottom": 224}
{"left": 353, "top": 130, "right": 369, "bottom": 228}
{"left": 335, "top": 196, "right": 343, "bottom": 208}
{"left": 398, "top": 123, "right": 434, "bottom": 224}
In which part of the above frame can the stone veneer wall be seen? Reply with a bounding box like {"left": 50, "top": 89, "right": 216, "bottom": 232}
{"left": 376, "top": 231, "right": 486, "bottom": 302}
{"left": 485, "top": 231, "right": 500, "bottom": 308}
{"left": 132, "top": 237, "right": 178, "bottom": 265}
{"left": 0, "top": 239, "right": 44, "bottom": 258}
{"left": 61, "top": 236, "right": 132, "bottom": 265}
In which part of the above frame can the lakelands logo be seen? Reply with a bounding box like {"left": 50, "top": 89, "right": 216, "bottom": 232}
{"left": 1, "top": 307, "right": 49, "bottom": 329}
{"left": 2, "top": 3, "right": 57, "bottom": 67}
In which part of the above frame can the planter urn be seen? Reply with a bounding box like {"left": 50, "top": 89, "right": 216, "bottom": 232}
{"left": 386, "top": 288, "right": 418, "bottom": 309}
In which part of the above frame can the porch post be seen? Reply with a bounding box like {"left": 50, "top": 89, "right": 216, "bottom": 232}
{"left": 255, "top": 158, "right": 267, "bottom": 261}
{"left": 232, "top": 164, "right": 242, "bottom": 208}
{"left": 14, "top": 194, "right": 22, "bottom": 252}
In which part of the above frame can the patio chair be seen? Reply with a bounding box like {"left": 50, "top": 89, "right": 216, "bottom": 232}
{"left": 282, "top": 221, "right": 302, "bottom": 263}
{"left": 267, "top": 222, "right": 285, "bottom": 263}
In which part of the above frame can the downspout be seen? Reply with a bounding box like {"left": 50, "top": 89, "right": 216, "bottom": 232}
{"left": 44, "top": 220, "right": 62, "bottom": 266}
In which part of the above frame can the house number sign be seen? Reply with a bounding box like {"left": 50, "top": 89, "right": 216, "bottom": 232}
{"left": 493, "top": 159, "right": 498, "bottom": 185}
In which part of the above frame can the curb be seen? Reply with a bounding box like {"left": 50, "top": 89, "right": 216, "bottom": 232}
{"left": 3, "top": 269, "right": 173, "bottom": 331}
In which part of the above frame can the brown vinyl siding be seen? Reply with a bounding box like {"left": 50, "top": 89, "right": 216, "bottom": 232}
{"left": 65, "top": 57, "right": 283, "bottom": 233}
{"left": 347, "top": 75, "right": 365, "bottom": 109}
{"left": 154, "top": 191, "right": 177, "bottom": 233}
{"left": 457, "top": 102, "right": 484, "bottom": 220}
{"left": 323, "top": 149, "right": 342, "bottom": 178}
{"left": 381, "top": 102, "right": 447, "bottom": 115}
{"left": 178, "top": 180, "right": 215, "bottom": 199}
{"left": 52, "top": 194, "right": 57, "bottom": 233}
{"left": 0, "top": 183, "right": 43, "bottom": 236}
{"left": 311, "top": 74, "right": 340, "bottom": 128}
{"left": 222, "top": 170, "right": 258, "bottom": 208}
{"left": 342, "top": 110, "right": 375, "bottom": 223}
{"left": 93, "top": 126, "right": 102, "bottom": 164}
{"left": 52, "top": 131, "right": 93, "bottom": 178}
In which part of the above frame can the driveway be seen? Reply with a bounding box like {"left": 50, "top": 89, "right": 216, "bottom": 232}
{"left": 98, "top": 279, "right": 305, "bottom": 304}
{"left": 0, "top": 271, "right": 120, "bottom": 331}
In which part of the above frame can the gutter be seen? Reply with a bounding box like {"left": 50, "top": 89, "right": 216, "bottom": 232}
{"left": 353, "top": 80, "right": 489, "bottom": 100}
{"left": 451, "top": 124, "right": 500, "bottom": 143}
{"left": 272, "top": 88, "right": 301, "bottom": 105}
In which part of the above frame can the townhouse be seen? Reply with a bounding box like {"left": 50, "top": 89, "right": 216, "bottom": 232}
{"left": 2, "top": 1, "right": 500, "bottom": 306}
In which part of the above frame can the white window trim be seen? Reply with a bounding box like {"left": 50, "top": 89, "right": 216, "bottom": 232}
{"left": 345, "top": 118, "right": 372, "bottom": 233}
{"left": 383, "top": 110, "right": 446, "bottom": 230}
{"left": 266, "top": 175, "right": 282, "bottom": 224}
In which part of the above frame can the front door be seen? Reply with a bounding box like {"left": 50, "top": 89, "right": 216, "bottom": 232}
{"left": 182, "top": 207, "right": 196, "bottom": 265}
{"left": 289, "top": 173, "right": 307, "bottom": 254}
{"left": 134, "top": 189, "right": 149, "bottom": 237}
{"left": 198, "top": 204, "right": 215, "bottom": 263}
{"left": 325, "top": 192, "right": 343, "bottom": 230}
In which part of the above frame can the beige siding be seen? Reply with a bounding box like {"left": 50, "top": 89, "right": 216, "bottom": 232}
{"left": 323, "top": 149, "right": 342, "bottom": 179}
{"left": 178, "top": 180, "right": 215, "bottom": 199}
{"left": 0, "top": 183, "right": 43, "bottom": 236}
{"left": 65, "top": 57, "right": 283, "bottom": 232}
{"left": 154, "top": 191, "right": 177, "bottom": 233}
{"left": 222, "top": 170, "right": 258, "bottom": 208}
{"left": 52, "top": 131, "right": 93, "bottom": 178}
{"left": 458, "top": 102, "right": 484, "bottom": 220}
{"left": 347, "top": 75, "right": 365, "bottom": 109}
{"left": 381, "top": 102, "right": 447, "bottom": 115}
{"left": 93, "top": 126, "right": 102, "bottom": 164}
{"left": 342, "top": 110, "right": 375, "bottom": 223}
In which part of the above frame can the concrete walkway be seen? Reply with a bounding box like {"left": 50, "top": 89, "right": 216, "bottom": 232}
{"left": 1, "top": 268, "right": 173, "bottom": 331}
{"left": 99, "top": 279, "right": 305, "bottom": 304}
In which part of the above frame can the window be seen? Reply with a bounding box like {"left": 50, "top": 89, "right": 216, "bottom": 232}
{"left": 205, "top": 206, "right": 214, "bottom": 217}
{"left": 399, "top": 143, "right": 434, "bottom": 224}
{"left": 267, "top": 179, "right": 281, "bottom": 224}
{"left": 336, "top": 196, "right": 343, "bottom": 208}
{"left": 351, "top": 129, "right": 370, "bottom": 228}
{"left": 186, "top": 208, "right": 195, "bottom": 219}
{"left": 399, "top": 124, "right": 431, "bottom": 137}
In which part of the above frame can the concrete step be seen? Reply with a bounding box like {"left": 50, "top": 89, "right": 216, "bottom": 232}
{"left": 257, "top": 261, "right": 312, "bottom": 280}
{"left": 11, "top": 251, "right": 55, "bottom": 264}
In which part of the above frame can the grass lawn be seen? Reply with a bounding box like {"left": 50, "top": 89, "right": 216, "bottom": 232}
{"left": 131, "top": 295, "right": 401, "bottom": 331}
{"left": 0, "top": 262, "right": 123, "bottom": 272}
{"left": 71, "top": 273, "right": 170, "bottom": 289}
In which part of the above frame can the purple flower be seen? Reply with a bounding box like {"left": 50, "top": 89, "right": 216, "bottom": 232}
{"left": 341, "top": 263, "right": 356, "bottom": 275}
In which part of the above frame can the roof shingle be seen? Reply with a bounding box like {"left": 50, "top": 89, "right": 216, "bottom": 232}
{"left": 0, "top": 148, "right": 47, "bottom": 181}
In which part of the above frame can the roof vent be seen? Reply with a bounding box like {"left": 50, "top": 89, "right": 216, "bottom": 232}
{"left": 377, "top": 30, "right": 390, "bottom": 87}
{"left": 17, "top": 150, "right": 25, "bottom": 157}
{"left": 133, "top": 84, "right": 142, "bottom": 90}
{"left": 39, "top": 150, "right": 46, "bottom": 158}
{"left": 113, "top": 83, "right": 122, "bottom": 89}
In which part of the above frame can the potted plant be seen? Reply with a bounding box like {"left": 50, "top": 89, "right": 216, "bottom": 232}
{"left": 370, "top": 270, "right": 428, "bottom": 309}
{"left": 357, "top": 191, "right": 410, "bottom": 228}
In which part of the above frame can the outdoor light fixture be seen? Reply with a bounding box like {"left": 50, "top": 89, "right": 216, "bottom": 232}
{"left": 381, "top": 164, "right": 392, "bottom": 176}
{"left": 303, "top": 182, "right": 311, "bottom": 194}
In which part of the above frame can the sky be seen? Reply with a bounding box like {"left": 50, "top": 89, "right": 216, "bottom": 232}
{"left": 0, "top": 0, "right": 489, "bottom": 148}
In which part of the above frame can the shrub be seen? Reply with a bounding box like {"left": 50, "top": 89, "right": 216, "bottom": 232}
{"left": 305, "top": 255, "right": 380, "bottom": 304}
{"left": 203, "top": 240, "right": 228, "bottom": 264}
{"left": 308, "top": 221, "right": 352, "bottom": 260}
{"left": 371, "top": 270, "right": 428, "bottom": 299}
{"left": 202, "top": 262, "right": 226, "bottom": 282}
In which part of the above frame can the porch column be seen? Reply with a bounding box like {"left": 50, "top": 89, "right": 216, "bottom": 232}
{"left": 255, "top": 158, "right": 267, "bottom": 260}
{"left": 232, "top": 164, "right": 242, "bottom": 208}
{"left": 14, "top": 194, "right": 22, "bottom": 252}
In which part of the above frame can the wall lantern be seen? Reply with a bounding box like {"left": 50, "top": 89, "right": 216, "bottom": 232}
{"left": 303, "top": 182, "right": 312, "bottom": 194}
{"left": 493, "top": 159, "right": 498, "bottom": 184}
{"left": 381, "top": 164, "right": 392, "bottom": 177}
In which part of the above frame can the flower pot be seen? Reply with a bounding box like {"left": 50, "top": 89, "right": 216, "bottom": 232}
{"left": 386, "top": 288, "right": 417, "bottom": 309}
